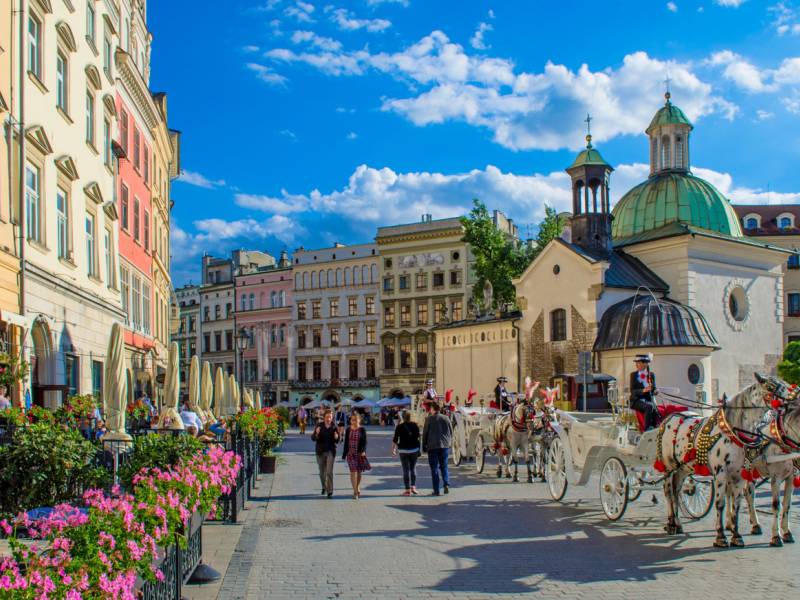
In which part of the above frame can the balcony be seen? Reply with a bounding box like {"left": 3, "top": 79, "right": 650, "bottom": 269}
{"left": 289, "top": 378, "right": 380, "bottom": 390}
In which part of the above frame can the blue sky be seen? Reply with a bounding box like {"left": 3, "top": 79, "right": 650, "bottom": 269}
{"left": 147, "top": 0, "right": 800, "bottom": 285}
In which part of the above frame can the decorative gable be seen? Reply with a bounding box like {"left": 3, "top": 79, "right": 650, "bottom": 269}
{"left": 103, "top": 201, "right": 119, "bottom": 221}
{"left": 54, "top": 155, "right": 80, "bottom": 181}
{"left": 84, "top": 182, "right": 104, "bottom": 205}
{"left": 25, "top": 125, "right": 53, "bottom": 155}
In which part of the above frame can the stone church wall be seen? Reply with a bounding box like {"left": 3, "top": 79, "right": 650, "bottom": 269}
{"left": 523, "top": 306, "right": 595, "bottom": 383}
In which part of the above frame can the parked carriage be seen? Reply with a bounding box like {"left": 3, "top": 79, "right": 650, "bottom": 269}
{"left": 544, "top": 382, "right": 715, "bottom": 521}
{"left": 450, "top": 400, "right": 499, "bottom": 469}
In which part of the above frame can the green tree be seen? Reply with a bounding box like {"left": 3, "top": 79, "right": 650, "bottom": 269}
{"left": 777, "top": 341, "right": 800, "bottom": 384}
{"left": 460, "top": 200, "right": 563, "bottom": 310}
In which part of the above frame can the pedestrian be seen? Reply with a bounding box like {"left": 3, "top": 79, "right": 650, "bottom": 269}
{"left": 392, "top": 410, "right": 421, "bottom": 496}
{"left": 298, "top": 406, "right": 307, "bottom": 435}
{"left": 341, "top": 412, "right": 369, "bottom": 499}
{"left": 422, "top": 402, "right": 452, "bottom": 496}
{"left": 311, "top": 409, "right": 339, "bottom": 498}
{"left": 0, "top": 386, "right": 11, "bottom": 410}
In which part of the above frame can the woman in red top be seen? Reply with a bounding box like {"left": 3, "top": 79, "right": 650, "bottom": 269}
{"left": 342, "top": 412, "right": 369, "bottom": 499}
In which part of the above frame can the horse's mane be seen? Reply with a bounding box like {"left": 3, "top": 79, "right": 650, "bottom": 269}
{"left": 723, "top": 380, "right": 767, "bottom": 431}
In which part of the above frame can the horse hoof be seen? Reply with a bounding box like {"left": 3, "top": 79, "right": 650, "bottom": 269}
{"left": 505, "top": 473, "right": 512, "bottom": 479}
{"left": 527, "top": 477, "right": 533, "bottom": 483}
{"left": 512, "top": 476, "right": 519, "bottom": 483}
{"left": 675, "top": 525, "right": 684, "bottom": 535}
{"left": 783, "top": 532, "right": 795, "bottom": 544}
{"left": 496, "top": 472, "right": 502, "bottom": 479}
{"left": 730, "top": 536, "right": 745, "bottom": 548}
{"left": 770, "top": 536, "right": 784, "bottom": 547}
{"left": 665, "top": 524, "right": 677, "bottom": 535}
{"left": 751, "top": 525, "right": 762, "bottom": 536}
{"left": 713, "top": 539, "right": 729, "bottom": 548}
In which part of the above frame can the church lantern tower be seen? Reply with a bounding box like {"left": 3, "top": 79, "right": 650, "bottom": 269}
{"left": 646, "top": 91, "right": 693, "bottom": 176}
{"left": 565, "top": 115, "right": 614, "bottom": 256}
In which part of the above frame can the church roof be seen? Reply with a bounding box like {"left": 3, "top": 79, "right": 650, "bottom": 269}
{"left": 646, "top": 95, "right": 693, "bottom": 134}
{"left": 556, "top": 240, "right": 669, "bottom": 292}
{"left": 568, "top": 137, "right": 612, "bottom": 170}
{"left": 593, "top": 295, "right": 720, "bottom": 353}
{"left": 611, "top": 171, "right": 744, "bottom": 243}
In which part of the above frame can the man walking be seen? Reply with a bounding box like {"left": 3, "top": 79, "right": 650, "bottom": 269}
{"left": 311, "top": 409, "right": 339, "bottom": 498}
{"left": 422, "top": 402, "right": 453, "bottom": 496}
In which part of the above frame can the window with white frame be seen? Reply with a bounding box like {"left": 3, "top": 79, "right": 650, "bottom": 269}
{"left": 120, "top": 266, "right": 130, "bottom": 322}
{"left": 744, "top": 216, "right": 759, "bottom": 230}
{"left": 143, "top": 211, "right": 149, "bottom": 251}
{"left": 56, "top": 188, "right": 69, "bottom": 260}
{"left": 779, "top": 214, "right": 794, "bottom": 230}
{"left": 25, "top": 164, "right": 41, "bottom": 243}
{"left": 142, "top": 282, "right": 151, "bottom": 335}
{"left": 103, "top": 119, "right": 111, "bottom": 167}
{"left": 56, "top": 53, "right": 69, "bottom": 112}
{"left": 86, "top": 213, "right": 96, "bottom": 277}
{"left": 131, "top": 274, "right": 142, "bottom": 331}
{"left": 104, "top": 228, "right": 114, "bottom": 286}
{"left": 133, "top": 198, "right": 140, "bottom": 240}
{"left": 133, "top": 128, "right": 140, "bottom": 171}
{"left": 241, "top": 295, "right": 247, "bottom": 311}
{"left": 103, "top": 28, "right": 112, "bottom": 76}
{"left": 28, "top": 15, "right": 42, "bottom": 78}
{"left": 85, "top": 91, "right": 95, "bottom": 145}
{"left": 86, "top": 3, "right": 96, "bottom": 46}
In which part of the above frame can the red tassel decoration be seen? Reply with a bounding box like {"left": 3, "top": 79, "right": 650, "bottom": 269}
{"left": 741, "top": 468, "right": 754, "bottom": 482}
{"left": 653, "top": 460, "right": 666, "bottom": 473}
{"left": 793, "top": 476, "right": 800, "bottom": 488}
{"left": 682, "top": 448, "right": 697, "bottom": 463}
{"left": 751, "top": 468, "right": 761, "bottom": 480}
{"left": 694, "top": 464, "right": 711, "bottom": 477}
{"left": 771, "top": 398, "right": 783, "bottom": 409}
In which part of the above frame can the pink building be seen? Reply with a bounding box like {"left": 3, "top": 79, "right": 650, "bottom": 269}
{"left": 234, "top": 251, "right": 293, "bottom": 405}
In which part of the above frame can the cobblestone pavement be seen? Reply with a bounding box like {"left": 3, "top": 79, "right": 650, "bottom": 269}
{"left": 214, "top": 427, "right": 799, "bottom": 600}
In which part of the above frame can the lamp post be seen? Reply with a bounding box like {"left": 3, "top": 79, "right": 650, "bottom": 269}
{"left": 235, "top": 327, "right": 249, "bottom": 408}
{"left": 263, "top": 370, "right": 272, "bottom": 407}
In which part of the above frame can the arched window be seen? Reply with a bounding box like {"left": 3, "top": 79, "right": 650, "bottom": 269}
{"left": 354, "top": 266, "right": 361, "bottom": 285}
{"left": 745, "top": 217, "right": 758, "bottom": 229}
{"left": 260, "top": 292, "right": 265, "bottom": 307}
{"left": 371, "top": 264, "right": 378, "bottom": 283}
{"left": 311, "top": 271, "right": 318, "bottom": 289}
{"left": 280, "top": 290, "right": 286, "bottom": 307}
{"left": 294, "top": 273, "right": 301, "bottom": 290}
{"left": 249, "top": 293, "right": 255, "bottom": 310}
{"left": 550, "top": 308, "right": 567, "bottom": 342}
{"left": 303, "top": 272, "right": 309, "bottom": 289}
{"left": 661, "top": 135, "right": 671, "bottom": 170}
{"left": 279, "top": 324, "right": 286, "bottom": 343}
{"left": 320, "top": 270, "right": 327, "bottom": 288}
{"left": 271, "top": 291, "right": 277, "bottom": 307}
{"left": 362, "top": 265, "right": 369, "bottom": 284}
{"left": 780, "top": 216, "right": 793, "bottom": 229}
{"left": 651, "top": 137, "right": 658, "bottom": 172}
{"left": 270, "top": 324, "right": 277, "bottom": 344}
{"left": 345, "top": 268, "right": 352, "bottom": 285}
{"left": 336, "top": 268, "right": 343, "bottom": 286}
{"left": 240, "top": 295, "right": 247, "bottom": 311}
{"left": 327, "top": 269, "right": 334, "bottom": 288}
{"left": 674, "top": 136, "right": 684, "bottom": 169}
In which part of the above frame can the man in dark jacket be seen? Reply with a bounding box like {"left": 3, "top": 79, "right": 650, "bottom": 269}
{"left": 311, "top": 409, "right": 339, "bottom": 498}
{"left": 630, "top": 354, "right": 659, "bottom": 431}
{"left": 422, "top": 402, "right": 453, "bottom": 496}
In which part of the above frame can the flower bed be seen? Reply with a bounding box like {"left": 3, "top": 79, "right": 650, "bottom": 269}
{"left": 0, "top": 445, "right": 240, "bottom": 599}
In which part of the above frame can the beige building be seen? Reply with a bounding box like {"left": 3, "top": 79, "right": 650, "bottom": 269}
{"left": 734, "top": 205, "right": 800, "bottom": 346}
{"left": 290, "top": 243, "right": 380, "bottom": 404}
{"left": 10, "top": 0, "right": 125, "bottom": 406}
{"left": 376, "top": 216, "right": 475, "bottom": 398}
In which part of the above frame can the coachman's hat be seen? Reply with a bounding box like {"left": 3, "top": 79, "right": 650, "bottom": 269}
{"left": 497, "top": 376, "right": 508, "bottom": 383}
{"left": 633, "top": 353, "right": 653, "bottom": 364}
{"left": 425, "top": 379, "right": 434, "bottom": 385}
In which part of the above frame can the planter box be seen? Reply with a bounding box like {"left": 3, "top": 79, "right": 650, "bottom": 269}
{"left": 259, "top": 455, "right": 277, "bottom": 474}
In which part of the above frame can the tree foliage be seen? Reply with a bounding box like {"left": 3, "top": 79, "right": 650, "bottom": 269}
{"left": 777, "top": 341, "right": 800, "bottom": 384}
{"left": 460, "top": 200, "right": 563, "bottom": 310}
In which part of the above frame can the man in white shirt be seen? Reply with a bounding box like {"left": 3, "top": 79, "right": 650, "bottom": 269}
{"left": 180, "top": 400, "right": 204, "bottom": 434}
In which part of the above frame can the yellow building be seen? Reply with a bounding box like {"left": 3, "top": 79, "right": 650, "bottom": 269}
{"left": 734, "top": 205, "right": 800, "bottom": 345}
{"left": 375, "top": 215, "right": 474, "bottom": 398}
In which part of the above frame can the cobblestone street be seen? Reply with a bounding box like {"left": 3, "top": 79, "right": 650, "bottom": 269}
{"left": 207, "top": 427, "right": 799, "bottom": 600}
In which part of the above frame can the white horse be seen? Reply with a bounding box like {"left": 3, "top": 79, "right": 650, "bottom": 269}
{"left": 655, "top": 374, "right": 774, "bottom": 547}
{"left": 733, "top": 387, "right": 800, "bottom": 547}
{"left": 492, "top": 402, "right": 534, "bottom": 482}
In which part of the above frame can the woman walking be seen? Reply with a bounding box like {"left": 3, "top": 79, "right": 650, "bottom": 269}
{"left": 342, "top": 412, "right": 369, "bottom": 499}
{"left": 392, "top": 411, "right": 421, "bottom": 496}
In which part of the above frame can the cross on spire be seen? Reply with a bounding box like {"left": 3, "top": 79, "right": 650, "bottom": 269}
{"left": 664, "top": 74, "right": 672, "bottom": 102}
{"left": 584, "top": 113, "right": 593, "bottom": 148}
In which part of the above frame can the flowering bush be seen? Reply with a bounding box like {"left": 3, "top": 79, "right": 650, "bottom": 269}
{"left": 228, "top": 408, "right": 284, "bottom": 456}
{"left": 0, "top": 445, "right": 240, "bottom": 599}
{"left": 53, "top": 395, "right": 99, "bottom": 428}
{"left": 0, "top": 352, "right": 29, "bottom": 389}
{"left": 117, "top": 434, "right": 203, "bottom": 491}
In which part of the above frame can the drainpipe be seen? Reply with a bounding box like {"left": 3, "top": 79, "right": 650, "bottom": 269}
{"left": 512, "top": 317, "right": 522, "bottom": 393}
{"left": 16, "top": 0, "right": 26, "bottom": 319}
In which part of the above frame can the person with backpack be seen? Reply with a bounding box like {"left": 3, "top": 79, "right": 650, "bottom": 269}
{"left": 392, "top": 411, "right": 421, "bottom": 496}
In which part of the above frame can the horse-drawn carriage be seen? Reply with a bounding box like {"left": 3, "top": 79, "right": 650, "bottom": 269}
{"left": 543, "top": 381, "right": 715, "bottom": 521}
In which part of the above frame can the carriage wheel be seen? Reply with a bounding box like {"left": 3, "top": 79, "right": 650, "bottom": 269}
{"left": 546, "top": 437, "right": 568, "bottom": 501}
{"left": 451, "top": 423, "right": 463, "bottom": 466}
{"left": 600, "top": 456, "right": 629, "bottom": 521}
{"left": 678, "top": 474, "right": 714, "bottom": 520}
{"left": 475, "top": 435, "right": 486, "bottom": 474}
{"left": 627, "top": 472, "right": 643, "bottom": 502}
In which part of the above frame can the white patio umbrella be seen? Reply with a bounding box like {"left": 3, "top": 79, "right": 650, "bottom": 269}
{"left": 187, "top": 355, "right": 201, "bottom": 416}
{"left": 102, "top": 322, "right": 131, "bottom": 441}
{"left": 158, "top": 342, "right": 184, "bottom": 430}
{"left": 214, "top": 367, "right": 226, "bottom": 419}
{"left": 200, "top": 361, "right": 213, "bottom": 423}
{"left": 255, "top": 390, "right": 263, "bottom": 410}
{"left": 243, "top": 388, "right": 254, "bottom": 410}
{"left": 227, "top": 374, "right": 239, "bottom": 415}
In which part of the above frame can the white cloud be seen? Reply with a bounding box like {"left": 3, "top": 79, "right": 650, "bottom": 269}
{"left": 242, "top": 45, "right": 260, "bottom": 53}
{"left": 269, "top": 19, "right": 284, "bottom": 36}
{"left": 177, "top": 170, "right": 226, "bottom": 189}
{"left": 771, "top": 2, "right": 800, "bottom": 35}
{"left": 264, "top": 31, "right": 735, "bottom": 151}
{"left": 667, "top": 2, "right": 678, "bottom": 12}
{"left": 366, "top": 0, "right": 409, "bottom": 6}
{"left": 707, "top": 51, "right": 800, "bottom": 92}
{"left": 335, "top": 106, "right": 356, "bottom": 113}
{"left": 291, "top": 30, "right": 342, "bottom": 51}
{"left": 756, "top": 109, "right": 774, "bottom": 120}
{"left": 488, "top": 9, "right": 496, "bottom": 18}
{"left": 715, "top": 0, "right": 746, "bottom": 6}
{"left": 346, "top": 131, "right": 358, "bottom": 139}
{"left": 783, "top": 91, "right": 800, "bottom": 113}
{"left": 279, "top": 129, "right": 298, "bottom": 140}
{"left": 470, "top": 22, "right": 493, "bottom": 50}
{"left": 246, "top": 62, "right": 288, "bottom": 86}
{"left": 331, "top": 8, "right": 391, "bottom": 32}
{"left": 285, "top": 1, "right": 315, "bottom": 22}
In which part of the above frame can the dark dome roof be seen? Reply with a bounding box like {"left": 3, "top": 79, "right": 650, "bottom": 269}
{"left": 593, "top": 295, "right": 719, "bottom": 352}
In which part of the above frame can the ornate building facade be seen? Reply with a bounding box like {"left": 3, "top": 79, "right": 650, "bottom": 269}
{"left": 290, "top": 243, "right": 380, "bottom": 405}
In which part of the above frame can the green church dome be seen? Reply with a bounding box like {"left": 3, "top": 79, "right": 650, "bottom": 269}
{"left": 611, "top": 171, "right": 744, "bottom": 242}
{"left": 568, "top": 136, "right": 612, "bottom": 169}
{"left": 646, "top": 94, "right": 693, "bottom": 134}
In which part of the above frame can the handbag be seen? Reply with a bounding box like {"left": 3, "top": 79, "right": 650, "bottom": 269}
{"left": 360, "top": 455, "right": 372, "bottom": 471}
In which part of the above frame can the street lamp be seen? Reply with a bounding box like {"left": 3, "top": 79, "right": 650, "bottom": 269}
{"left": 235, "top": 327, "right": 249, "bottom": 407}
{"left": 263, "top": 370, "right": 272, "bottom": 407}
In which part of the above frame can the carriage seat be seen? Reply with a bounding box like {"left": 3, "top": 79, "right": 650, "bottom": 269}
{"left": 634, "top": 404, "right": 691, "bottom": 433}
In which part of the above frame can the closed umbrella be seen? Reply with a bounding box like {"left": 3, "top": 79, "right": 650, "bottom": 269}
{"left": 200, "top": 361, "right": 213, "bottom": 423}
{"left": 158, "top": 342, "right": 185, "bottom": 430}
{"left": 103, "top": 322, "right": 131, "bottom": 441}
{"left": 214, "top": 367, "right": 226, "bottom": 419}
{"left": 227, "top": 374, "right": 239, "bottom": 415}
{"left": 255, "top": 390, "right": 262, "bottom": 410}
{"left": 243, "top": 388, "right": 254, "bottom": 410}
{"left": 188, "top": 355, "right": 201, "bottom": 416}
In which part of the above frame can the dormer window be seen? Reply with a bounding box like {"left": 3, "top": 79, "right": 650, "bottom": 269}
{"left": 779, "top": 214, "right": 794, "bottom": 230}
{"left": 743, "top": 213, "right": 761, "bottom": 230}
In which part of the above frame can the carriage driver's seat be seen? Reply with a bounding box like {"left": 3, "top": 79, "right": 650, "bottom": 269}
{"left": 634, "top": 404, "right": 693, "bottom": 433}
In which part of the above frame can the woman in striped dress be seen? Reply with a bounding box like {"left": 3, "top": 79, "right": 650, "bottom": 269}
{"left": 342, "top": 412, "right": 369, "bottom": 499}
